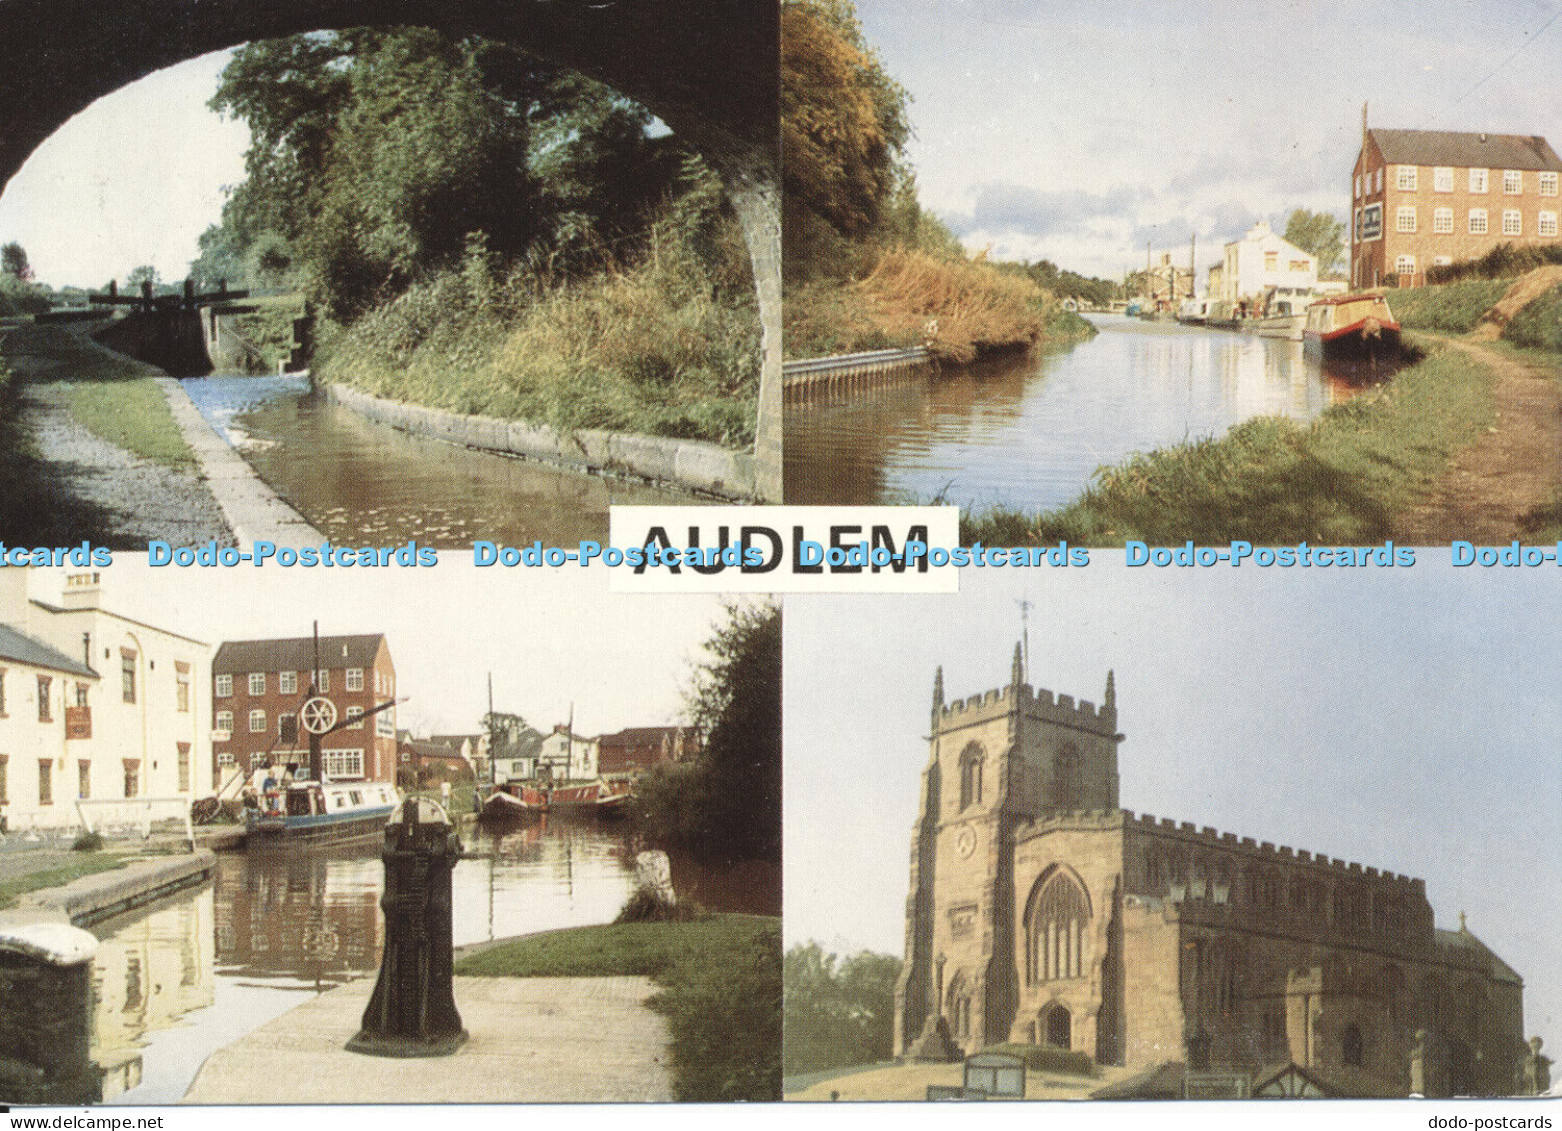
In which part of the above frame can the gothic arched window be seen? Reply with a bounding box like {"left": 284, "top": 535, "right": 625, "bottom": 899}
{"left": 958, "top": 744, "right": 984, "bottom": 810}
{"left": 1055, "top": 742, "right": 1082, "bottom": 810}
{"left": 1026, "top": 868, "right": 1091, "bottom": 984}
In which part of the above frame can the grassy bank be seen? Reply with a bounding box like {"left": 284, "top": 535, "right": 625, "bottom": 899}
{"left": 456, "top": 914, "right": 780, "bottom": 1101}
{"left": 0, "top": 854, "right": 130, "bottom": 911}
{"left": 964, "top": 337, "right": 1494, "bottom": 546}
{"left": 785, "top": 248, "right": 1094, "bottom": 361}
{"left": 1502, "top": 281, "right": 1562, "bottom": 351}
{"left": 317, "top": 212, "right": 759, "bottom": 449}
{"left": 0, "top": 321, "right": 194, "bottom": 469}
{"left": 1388, "top": 278, "right": 1513, "bottom": 334}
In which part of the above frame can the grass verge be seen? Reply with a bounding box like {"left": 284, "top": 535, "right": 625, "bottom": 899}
{"left": 962, "top": 336, "right": 1495, "bottom": 546}
{"left": 0, "top": 321, "right": 195, "bottom": 469}
{"left": 1388, "top": 278, "right": 1514, "bottom": 334}
{"left": 455, "top": 914, "right": 780, "bottom": 1101}
{"left": 1502, "top": 281, "right": 1562, "bottom": 351}
{"left": 0, "top": 854, "right": 131, "bottom": 911}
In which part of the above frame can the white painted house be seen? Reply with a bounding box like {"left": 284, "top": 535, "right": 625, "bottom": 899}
{"left": 0, "top": 571, "right": 211, "bottom": 830}
{"left": 1217, "top": 221, "right": 1319, "bottom": 306}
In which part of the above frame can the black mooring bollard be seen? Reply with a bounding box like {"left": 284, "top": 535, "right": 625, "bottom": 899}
{"left": 347, "top": 797, "right": 468, "bottom": 1057}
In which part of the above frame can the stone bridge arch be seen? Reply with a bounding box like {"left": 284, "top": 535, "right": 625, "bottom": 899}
{"left": 0, "top": 0, "right": 780, "bottom": 497}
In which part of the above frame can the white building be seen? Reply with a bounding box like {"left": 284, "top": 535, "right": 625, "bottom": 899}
{"left": 0, "top": 571, "right": 211, "bottom": 830}
{"left": 1217, "top": 221, "right": 1319, "bottom": 307}
{"left": 537, "top": 724, "right": 599, "bottom": 782}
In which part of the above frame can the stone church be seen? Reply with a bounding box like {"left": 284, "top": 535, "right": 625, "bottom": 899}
{"left": 892, "top": 648, "right": 1530, "bottom": 1097}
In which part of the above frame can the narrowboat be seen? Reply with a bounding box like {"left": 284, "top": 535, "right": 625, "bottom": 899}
{"left": 481, "top": 779, "right": 631, "bottom": 819}
{"left": 1303, "top": 294, "right": 1403, "bottom": 362}
{"left": 246, "top": 779, "right": 399, "bottom": 844}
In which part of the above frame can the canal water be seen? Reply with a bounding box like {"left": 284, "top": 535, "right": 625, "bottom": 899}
{"left": 88, "top": 818, "right": 766, "bottom": 1105}
{"left": 180, "top": 376, "right": 694, "bottom": 545}
{"left": 784, "top": 316, "right": 1393, "bottom": 512}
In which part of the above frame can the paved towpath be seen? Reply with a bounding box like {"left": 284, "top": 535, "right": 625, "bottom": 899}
{"left": 182, "top": 975, "right": 673, "bottom": 1103}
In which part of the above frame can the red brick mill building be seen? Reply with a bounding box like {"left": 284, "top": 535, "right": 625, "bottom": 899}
{"left": 1352, "top": 113, "right": 1561, "bottom": 288}
{"left": 211, "top": 634, "right": 397, "bottom": 789}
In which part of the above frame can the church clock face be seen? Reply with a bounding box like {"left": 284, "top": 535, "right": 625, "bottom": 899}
{"left": 955, "top": 827, "right": 976, "bottom": 858}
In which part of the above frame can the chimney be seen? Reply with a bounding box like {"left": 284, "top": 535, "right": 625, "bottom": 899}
{"left": 59, "top": 572, "right": 103, "bottom": 611}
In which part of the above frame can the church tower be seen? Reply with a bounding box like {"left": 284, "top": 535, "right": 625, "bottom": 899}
{"left": 894, "top": 648, "right": 1123, "bottom": 1058}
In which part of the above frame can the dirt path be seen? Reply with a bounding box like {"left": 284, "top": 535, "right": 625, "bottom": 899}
{"left": 1396, "top": 337, "right": 1562, "bottom": 543}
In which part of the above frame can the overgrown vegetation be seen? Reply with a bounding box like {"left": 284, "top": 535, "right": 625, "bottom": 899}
{"left": 1424, "top": 241, "right": 1562, "bottom": 285}
{"left": 980, "top": 1043, "right": 1097, "bottom": 1077}
{"left": 781, "top": 0, "right": 1102, "bottom": 359}
{"left": 784, "top": 942, "right": 900, "bottom": 1076}
{"left": 1502, "top": 282, "right": 1562, "bottom": 352}
{"left": 317, "top": 171, "right": 758, "bottom": 445}
{"left": 963, "top": 339, "right": 1494, "bottom": 545}
{"left": 1388, "top": 278, "right": 1515, "bottom": 335}
{"left": 198, "top": 27, "right": 757, "bottom": 443}
{"left": 455, "top": 915, "right": 781, "bottom": 1101}
{"left": 633, "top": 603, "right": 780, "bottom": 865}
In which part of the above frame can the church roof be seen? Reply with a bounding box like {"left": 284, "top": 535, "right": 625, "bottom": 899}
{"left": 1435, "top": 926, "right": 1523, "bottom": 985}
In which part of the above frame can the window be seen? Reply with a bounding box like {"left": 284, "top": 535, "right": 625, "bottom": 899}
{"left": 217, "top": 751, "right": 234, "bottom": 767}
{"left": 323, "top": 749, "right": 364, "bottom": 779}
{"left": 37, "top": 675, "right": 52, "bottom": 722}
{"left": 176, "top": 669, "right": 190, "bottom": 714}
{"left": 345, "top": 668, "right": 364, "bottom": 692}
{"left": 249, "top": 708, "right": 266, "bottom": 733}
{"left": 279, "top": 714, "right": 298, "bottom": 744}
{"left": 0, "top": 668, "right": 6, "bottom": 715}
{"left": 0, "top": 756, "right": 8, "bottom": 804}
{"left": 1469, "top": 209, "right": 1488, "bottom": 234}
{"left": 958, "top": 744, "right": 983, "bottom": 809}
{"left": 1264, "top": 250, "right": 1278, "bottom": 271}
{"left": 1396, "top": 255, "right": 1416, "bottom": 277}
{"left": 1375, "top": 167, "right": 1382, "bottom": 192}
{"left": 1541, "top": 172, "right": 1559, "bottom": 197}
{"left": 1434, "top": 207, "right": 1453, "bottom": 233}
{"left": 121, "top": 651, "right": 136, "bottom": 703}
{"left": 215, "top": 710, "right": 233, "bottom": 734}
{"left": 1434, "top": 256, "right": 1453, "bottom": 267}
{"left": 346, "top": 706, "right": 364, "bottom": 730}
{"left": 1353, "top": 208, "right": 1362, "bottom": 241}
{"left": 1470, "top": 168, "right": 1488, "bottom": 193}
{"left": 248, "top": 672, "right": 266, "bottom": 696}
{"left": 1434, "top": 166, "right": 1453, "bottom": 192}
{"left": 1361, "top": 203, "right": 1383, "bottom": 241}
{"left": 314, "top": 670, "right": 330, "bottom": 694}
{"left": 1504, "top": 169, "right": 1522, "bottom": 194}
{"left": 1541, "top": 212, "right": 1559, "bottom": 238}
{"left": 1396, "top": 165, "right": 1417, "bottom": 191}
{"left": 215, "top": 674, "right": 232, "bottom": 698}
{"left": 250, "top": 752, "right": 269, "bottom": 771}
{"left": 1289, "top": 259, "right": 1309, "bottom": 272}
{"left": 78, "top": 760, "right": 90, "bottom": 799}
{"left": 279, "top": 671, "right": 297, "bottom": 695}
{"left": 38, "top": 759, "right": 52, "bottom": 805}
{"left": 1396, "top": 206, "right": 1416, "bottom": 233}
{"left": 1503, "top": 209, "right": 1523, "bottom": 236}
{"left": 1027, "top": 870, "right": 1091, "bottom": 983}
{"left": 377, "top": 710, "right": 395, "bottom": 738}
{"left": 1354, "top": 174, "right": 1361, "bottom": 198}
{"left": 74, "top": 683, "right": 89, "bottom": 708}
{"left": 177, "top": 743, "right": 191, "bottom": 792}
{"left": 123, "top": 759, "right": 140, "bottom": 798}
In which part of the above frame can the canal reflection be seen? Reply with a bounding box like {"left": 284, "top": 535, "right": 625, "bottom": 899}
{"left": 785, "top": 317, "right": 1394, "bottom": 511}
{"left": 180, "top": 375, "right": 696, "bottom": 546}
{"left": 89, "top": 817, "right": 702, "bottom": 1104}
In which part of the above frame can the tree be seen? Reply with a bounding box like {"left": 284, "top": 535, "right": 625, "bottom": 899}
{"left": 1284, "top": 209, "right": 1346, "bottom": 277}
{"left": 784, "top": 943, "right": 902, "bottom": 1074}
{"left": 126, "top": 264, "right": 160, "bottom": 288}
{"left": 1, "top": 242, "right": 31, "bottom": 281}
{"left": 635, "top": 602, "right": 780, "bottom": 864}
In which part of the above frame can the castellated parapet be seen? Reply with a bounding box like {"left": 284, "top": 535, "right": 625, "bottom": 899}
{"left": 937, "top": 682, "right": 1118, "bottom": 737}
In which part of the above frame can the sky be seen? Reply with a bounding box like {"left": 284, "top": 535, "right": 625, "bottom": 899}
{"left": 784, "top": 563, "right": 1561, "bottom": 1053}
{"left": 0, "top": 50, "right": 247, "bottom": 289}
{"left": 857, "top": 0, "right": 1562, "bottom": 281}
{"left": 28, "top": 563, "right": 741, "bottom": 742}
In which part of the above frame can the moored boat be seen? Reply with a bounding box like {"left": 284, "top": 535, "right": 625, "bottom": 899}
{"left": 1303, "top": 293, "right": 1402, "bottom": 362}
{"left": 481, "top": 779, "right": 630, "bottom": 818}
{"left": 1176, "top": 297, "right": 1210, "bottom": 325}
{"left": 246, "top": 779, "right": 399, "bottom": 844}
{"left": 481, "top": 783, "right": 549, "bottom": 817}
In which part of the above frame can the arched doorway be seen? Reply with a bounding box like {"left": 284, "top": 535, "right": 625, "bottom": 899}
{"left": 1046, "top": 1004, "right": 1071, "bottom": 1049}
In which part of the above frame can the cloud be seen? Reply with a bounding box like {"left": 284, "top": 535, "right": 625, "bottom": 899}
{"left": 943, "top": 181, "right": 1146, "bottom": 239}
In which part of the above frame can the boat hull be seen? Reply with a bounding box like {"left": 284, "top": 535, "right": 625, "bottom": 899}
{"left": 1255, "top": 314, "right": 1305, "bottom": 340}
{"left": 245, "top": 804, "right": 397, "bottom": 844}
{"left": 1303, "top": 323, "right": 1403, "bottom": 363}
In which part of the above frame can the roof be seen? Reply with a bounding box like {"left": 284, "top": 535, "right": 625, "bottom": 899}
{"left": 1435, "top": 926, "right": 1524, "bottom": 985}
{"left": 430, "top": 733, "right": 481, "bottom": 749}
{"left": 600, "top": 725, "right": 688, "bottom": 744}
{"left": 213, "top": 634, "right": 387, "bottom": 674}
{"left": 1369, "top": 128, "right": 1562, "bottom": 172}
{"left": 29, "top": 599, "right": 209, "bottom": 647}
{"left": 0, "top": 623, "right": 98, "bottom": 679}
{"left": 402, "top": 738, "right": 464, "bottom": 761}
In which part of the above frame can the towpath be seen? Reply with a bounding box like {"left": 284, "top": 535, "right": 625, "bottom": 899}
{"left": 1395, "top": 336, "right": 1562, "bottom": 543}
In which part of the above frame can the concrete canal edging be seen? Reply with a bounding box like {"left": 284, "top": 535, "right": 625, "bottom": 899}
{"left": 0, "top": 850, "right": 217, "bottom": 930}
{"left": 156, "top": 377, "right": 324, "bottom": 545}
{"left": 324, "top": 381, "right": 760, "bottom": 502}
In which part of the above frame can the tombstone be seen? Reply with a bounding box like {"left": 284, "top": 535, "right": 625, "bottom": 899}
{"left": 0, "top": 924, "right": 104, "bottom": 1104}
{"left": 347, "top": 798, "right": 468, "bottom": 1056}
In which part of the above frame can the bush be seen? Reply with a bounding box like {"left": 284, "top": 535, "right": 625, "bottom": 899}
{"left": 981, "top": 1043, "right": 1097, "bottom": 1077}
{"left": 1502, "top": 283, "right": 1562, "bottom": 351}
{"left": 72, "top": 830, "right": 105, "bottom": 852}
{"left": 1426, "top": 241, "right": 1562, "bottom": 285}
